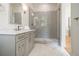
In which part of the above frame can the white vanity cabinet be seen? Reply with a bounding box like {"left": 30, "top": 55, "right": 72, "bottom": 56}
{"left": 16, "top": 32, "right": 30, "bottom": 56}
{"left": 29, "top": 31, "right": 35, "bottom": 52}
{"left": 0, "top": 30, "right": 35, "bottom": 56}
{"left": 25, "top": 31, "right": 35, "bottom": 55}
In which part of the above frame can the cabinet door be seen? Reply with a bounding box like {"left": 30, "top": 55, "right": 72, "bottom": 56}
{"left": 25, "top": 37, "right": 29, "bottom": 55}
{"left": 16, "top": 39, "right": 25, "bottom": 56}
{"left": 29, "top": 32, "right": 35, "bottom": 51}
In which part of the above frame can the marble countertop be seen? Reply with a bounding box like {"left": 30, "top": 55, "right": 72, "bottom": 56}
{"left": 0, "top": 29, "right": 35, "bottom": 35}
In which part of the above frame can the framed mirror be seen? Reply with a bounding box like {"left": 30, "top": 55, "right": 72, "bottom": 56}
{"left": 10, "top": 3, "right": 22, "bottom": 25}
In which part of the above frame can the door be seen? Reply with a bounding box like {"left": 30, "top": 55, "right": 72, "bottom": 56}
{"left": 71, "top": 3, "right": 79, "bottom": 56}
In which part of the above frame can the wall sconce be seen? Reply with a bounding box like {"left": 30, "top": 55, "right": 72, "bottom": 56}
{"left": 24, "top": 11, "right": 26, "bottom": 14}
{"left": 22, "top": 4, "right": 28, "bottom": 14}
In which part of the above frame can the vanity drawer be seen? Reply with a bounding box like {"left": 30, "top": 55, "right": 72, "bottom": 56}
{"left": 16, "top": 39, "right": 26, "bottom": 56}
{"left": 16, "top": 32, "right": 29, "bottom": 42}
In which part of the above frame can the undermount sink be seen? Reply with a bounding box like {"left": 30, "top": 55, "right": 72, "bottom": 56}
{"left": 14, "top": 25, "right": 30, "bottom": 31}
{"left": 0, "top": 29, "right": 33, "bottom": 35}
{"left": 14, "top": 28, "right": 22, "bottom": 31}
{"left": 14, "top": 25, "right": 23, "bottom": 31}
{"left": 0, "top": 25, "right": 34, "bottom": 35}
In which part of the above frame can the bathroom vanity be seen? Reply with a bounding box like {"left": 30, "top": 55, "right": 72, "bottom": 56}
{"left": 0, "top": 30, "right": 35, "bottom": 56}
{"left": 0, "top": 4, "right": 35, "bottom": 56}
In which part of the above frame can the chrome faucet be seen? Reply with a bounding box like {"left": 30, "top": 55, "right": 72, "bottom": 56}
{"left": 14, "top": 25, "right": 24, "bottom": 31}
{"left": 15, "top": 25, "right": 21, "bottom": 31}
{"left": 17, "top": 25, "right": 21, "bottom": 31}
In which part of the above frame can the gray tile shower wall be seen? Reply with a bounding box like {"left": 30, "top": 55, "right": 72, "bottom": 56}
{"left": 32, "top": 11, "right": 58, "bottom": 39}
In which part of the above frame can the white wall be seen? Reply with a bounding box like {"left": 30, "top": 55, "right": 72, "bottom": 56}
{"left": 22, "top": 9, "right": 29, "bottom": 26}
{"left": 71, "top": 3, "right": 79, "bottom": 56}
{"left": 0, "top": 3, "right": 10, "bottom": 30}
{"left": 60, "top": 3, "right": 71, "bottom": 47}
{"left": 0, "top": 4, "right": 19, "bottom": 31}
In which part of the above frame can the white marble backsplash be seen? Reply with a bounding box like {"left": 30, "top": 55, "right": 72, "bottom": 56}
{"left": 0, "top": 24, "right": 16, "bottom": 30}
{"left": 0, "top": 24, "right": 30, "bottom": 31}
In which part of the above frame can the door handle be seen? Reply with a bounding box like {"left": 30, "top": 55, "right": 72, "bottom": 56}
{"left": 74, "top": 17, "right": 79, "bottom": 21}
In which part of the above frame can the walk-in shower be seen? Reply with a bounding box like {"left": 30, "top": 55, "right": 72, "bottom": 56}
{"left": 29, "top": 3, "right": 60, "bottom": 43}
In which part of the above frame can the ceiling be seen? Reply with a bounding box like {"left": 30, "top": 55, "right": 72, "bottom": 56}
{"left": 28, "top": 3, "right": 59, "bottom": 12}
{"left": 10, "top": 3, "right": 60, "bottom": 12}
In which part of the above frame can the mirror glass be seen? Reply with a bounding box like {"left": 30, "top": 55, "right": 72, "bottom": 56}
{"left": 10, "top": 3, "right": 22, "bottom": 24}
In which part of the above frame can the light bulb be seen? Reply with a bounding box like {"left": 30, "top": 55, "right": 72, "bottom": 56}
{"left": 22, "top": 4, "right": 28, "bottom": 11}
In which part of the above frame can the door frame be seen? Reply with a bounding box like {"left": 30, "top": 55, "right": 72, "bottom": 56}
{"left": 60, "top": 3, "right": 71, "bottom": 48}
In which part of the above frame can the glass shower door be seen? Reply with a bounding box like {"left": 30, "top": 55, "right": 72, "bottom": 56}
{"left": 34, "top": 12, "right": 49, "bottom": 38}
